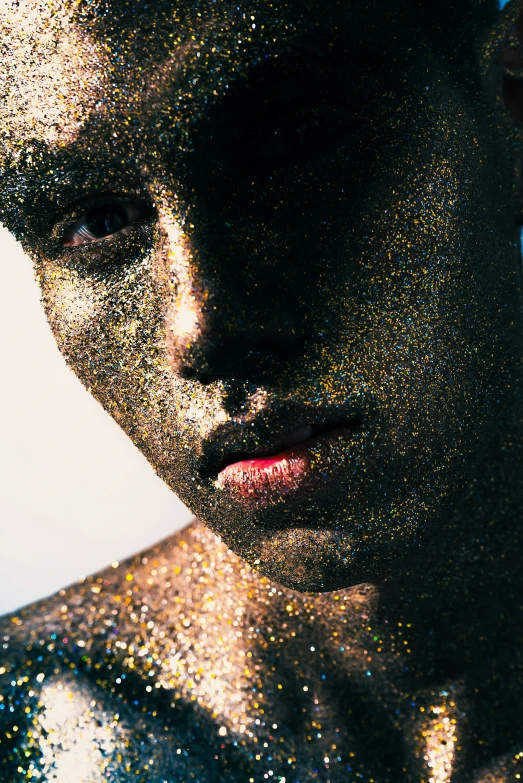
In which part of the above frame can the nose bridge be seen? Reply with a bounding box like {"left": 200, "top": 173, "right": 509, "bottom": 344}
{"left": 156, "top": 208, "right": 303, "bottom": 382}
{"left": 159, "top": 212, "right": 206, "bottom": 351}
{"left": 156, "top": 209, "right": 238, "bottom": 354}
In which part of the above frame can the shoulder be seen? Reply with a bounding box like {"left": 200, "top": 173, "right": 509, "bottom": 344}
{"left": 0, "top": 587, "right": 73, "bottom": 779}
{"left": 0, "top": 518, "right": 227, "bottom": 637}
{"left": 0, "top": 518, "right": 230, "bottom": 672}
{"left": 0, "top": 519, "right": 258, "bottom": 781}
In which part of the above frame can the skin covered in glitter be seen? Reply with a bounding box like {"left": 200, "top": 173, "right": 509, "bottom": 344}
{"left": 1, "top": 0, "right": 523, "bottom": 779}
{"left": 2, "top": 0, "right": 521, "bottom": 590}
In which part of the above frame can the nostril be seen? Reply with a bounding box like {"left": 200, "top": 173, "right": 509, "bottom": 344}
{"left": 251, "top": 334, "right": 299, "bottom": 359}
{"left": 180, "top": 366, "right": 216, "bottom": 384}
{"left": 176, "top": 327, "right": 303, "bottom": 384}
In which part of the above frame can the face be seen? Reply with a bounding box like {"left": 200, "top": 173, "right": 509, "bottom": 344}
{"left": 1, "top": 0, "right": 521, "bottom": 590}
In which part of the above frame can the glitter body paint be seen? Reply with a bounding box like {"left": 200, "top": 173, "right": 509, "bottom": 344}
{"left": 2, "top": 0, "right": 523, "bottom": 779}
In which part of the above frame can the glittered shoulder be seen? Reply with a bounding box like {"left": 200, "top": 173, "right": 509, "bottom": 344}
{"left": 0, "top": 521, "right": 259, "bottom": 782}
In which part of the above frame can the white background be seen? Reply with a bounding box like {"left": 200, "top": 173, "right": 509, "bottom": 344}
{"left": 0, "top": 224, "right": 192, "bottom": 615}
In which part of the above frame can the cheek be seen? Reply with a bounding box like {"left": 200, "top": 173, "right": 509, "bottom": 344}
{"left": 37, "top": 250, "right": 227, "bottom": 479}
{"left": 318, "top": 151, "right": 514, "bottom": 465}
{"left": 39, "top": 259, "right": 167, "bottom": 424}
{"left": 41, "top": 268, "right": 100, "bottom": 338}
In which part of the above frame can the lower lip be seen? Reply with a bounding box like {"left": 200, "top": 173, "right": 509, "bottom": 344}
{"left": 214, "top": 425, "right": 359, "bottom": 507}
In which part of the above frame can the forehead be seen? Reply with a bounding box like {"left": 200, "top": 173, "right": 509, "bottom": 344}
{"left": 0, "top": 0, "right": 425, "bottom": 158}
{"left": 0, "top": 0, "right": 98, "bottom": 149}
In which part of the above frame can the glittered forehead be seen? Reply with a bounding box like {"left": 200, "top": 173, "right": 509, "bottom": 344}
{"left": 0, "top": 0, "right": 506, "bottom": 164}
{"left": 0, "top": 0, "right": 387, "bottom": 162}
{"left": 0, "top": 0, "right": 107, "bottom": 151}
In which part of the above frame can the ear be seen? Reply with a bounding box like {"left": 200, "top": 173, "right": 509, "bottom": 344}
{"left": 478, "top": 1, "right": 523, "bottom": 120}
{"left": 478, "top": 1, "right": 523, "bottom": 217}
{"left": 502, "top": 3, "right": 523, "bottom": 121}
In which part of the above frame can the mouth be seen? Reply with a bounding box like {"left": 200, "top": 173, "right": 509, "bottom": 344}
{"left": 216, "top": 418, "right": 360, "bottom": 473}
{"left": 213, "top": 416, "right": 364, "bottom": 507}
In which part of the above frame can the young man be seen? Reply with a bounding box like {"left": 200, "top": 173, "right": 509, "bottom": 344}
{"left": 0, "top": 0, "right": 522, "bottom": 779}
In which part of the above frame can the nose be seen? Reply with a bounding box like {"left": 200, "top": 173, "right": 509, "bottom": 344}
{"left": 177, "top": 318, "right": 303, "bottom": 385}
{"left": 162, "top": 224, "right": 304, "bottom": 385}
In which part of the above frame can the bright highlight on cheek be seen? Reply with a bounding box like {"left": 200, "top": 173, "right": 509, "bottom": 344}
{"left": 43, "top": 267, "right": 100, "bottom": 340}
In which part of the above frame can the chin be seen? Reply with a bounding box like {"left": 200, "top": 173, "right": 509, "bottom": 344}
{"left": 159, "top": 438, "right": 461, "bottom": 591}
{"left": 214, "top": 522, "right": 418, "bottom": 593}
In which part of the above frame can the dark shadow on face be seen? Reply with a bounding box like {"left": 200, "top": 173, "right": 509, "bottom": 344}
{"left": 1, "top": 0, "right": 521, "bottom": 591}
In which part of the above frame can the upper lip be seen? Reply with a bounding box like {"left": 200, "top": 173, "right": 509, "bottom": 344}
{"left": 197, "top": 399, "right": 365, "bottom": 481}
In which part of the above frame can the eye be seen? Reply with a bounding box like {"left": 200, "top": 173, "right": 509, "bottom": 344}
{"left": 61, "top": 199, "right": 153, "bottom": 248}
{"left": 238, "top": 100, "right": 357, "bottom": 167}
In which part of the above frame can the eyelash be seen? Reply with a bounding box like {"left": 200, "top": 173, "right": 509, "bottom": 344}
{"left": 59, "top": 198, "right": 154, "bottom": 248}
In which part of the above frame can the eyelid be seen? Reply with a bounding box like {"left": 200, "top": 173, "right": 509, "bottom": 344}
{"left": 49, "top": 194, "right": 155, "bottom": 245}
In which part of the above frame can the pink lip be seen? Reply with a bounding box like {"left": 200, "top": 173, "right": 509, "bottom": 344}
{"left": 215, "top": 424, "right": 357, "bottom": 507}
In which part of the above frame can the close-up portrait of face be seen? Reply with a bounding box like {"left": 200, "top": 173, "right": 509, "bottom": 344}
{"left": 2, "top": 0, "right": 521, "bottom": 591}
{"left": 3, "top": 0, "right": 523, "bottom": 780}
